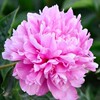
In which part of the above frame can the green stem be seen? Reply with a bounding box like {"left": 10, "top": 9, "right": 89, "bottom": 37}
{"left": 0, "top": 62, "right": 16, "bottom": 70}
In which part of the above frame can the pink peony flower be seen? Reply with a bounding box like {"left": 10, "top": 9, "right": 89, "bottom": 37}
{"left": 2, "top": 5, "right": 98, "bottom": 100}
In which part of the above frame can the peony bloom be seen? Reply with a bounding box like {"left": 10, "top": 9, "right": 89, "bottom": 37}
{"left": 2, "top": 5, "right": 98, "bottom": 100}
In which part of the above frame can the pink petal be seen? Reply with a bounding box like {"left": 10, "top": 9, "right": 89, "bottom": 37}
{"left": 86, "top": 62, "right": 98, "bottom": 71}
{"left": 13, "top": 62, "right": 32, "bottom": 79}
{"left": 36, "top": 80, "right": 49, "bottom": 96}
{"left": 20, "top": 80, "right": 40, "bottom": 95}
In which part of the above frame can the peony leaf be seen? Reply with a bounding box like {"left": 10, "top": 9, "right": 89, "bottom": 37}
{"left": 96, "top": 68, "right": 100, "bottom": 74}
{"left": 1, "top": 69, "right": 15, "bottom": 99}
{"left": 32, "top": 95, "right": 50, "bottom": 100}
{"left": 0, "top": 0, "right": 8, "bottom": 14}
{"left": 91, "top": 40, "right": 100, "bottom": 64}
{"left": 0, "top": 94, "right": 5, "bottom": 100}
{"left": 0, "top": 10, "right": 17, "bottom": 92}
{"left": 93, "top": 0, "right": 100, "bottom": 12}
{"left": 13, "top": 11, "right": 27, "bottom": 28}
{"left": 0, "top": 7, "right": 19, "bottom": 37}
{"left": 81, "top": 12, "right": 96, "bottom": 27}
{"left": 77, "top": 89, "right": 88, "bottom": 100}
{"left": 11, "top": 82, "right": 22, "bottom": 100}
{"left": 85, "top": 86, "right": 94, "bottom": 100}
{"left": 62, "top": 0, "right": 93, "bottom": 10}
{"left": 0, "top": 7, "right": 19, "bottom": 65}
{"left": 11, "top": 90, "right": 22, "bottom": 100}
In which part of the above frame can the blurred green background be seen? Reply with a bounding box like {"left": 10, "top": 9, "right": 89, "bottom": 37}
{"left": 0, "top": 0, "right": 100, "bottom": 100}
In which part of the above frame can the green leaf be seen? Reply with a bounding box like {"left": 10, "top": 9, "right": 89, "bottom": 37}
{"left": 93, "top": 0, "right": 100, "bottom": 12}
{"left": 13, "top": 11, "right": 27, "bottom": 28}
{"left": 91, "top": 40, "right": 100, "bottom": 51}
{"left": 32, "top": 96, "right": 50, "bottom": 100}
{"left": 12, "top": 89, "right": 22, "bottom": 100}
{"left": 96, "top": 68, "right": 100, "bottom": 74}
{"left": 46, "top": 92, "right": 55, "bottom": 100}
{"left": 8, "top": 7, "right": 19, "bottom": 36}
{"left": 1, "top": 69, "right": 15, "bottom": 98}
{"left": 0, "top": 0, "right": 8, "bottom": 14}
{"left": 0, "top": 7, "right": 19, "bottom": 62}
{"left": 91, "top": 40, "right": 100, "bottom": 64}
{"left": 0, "top": 67, "right": 12, "bottom": 81}
{"left": 77, "top": 89, "right": 88, "bottom": 100}
{"left": 81, "top": 13, "right": 96, "bottom": 27}
{"left": 85, "top": 86, "right": 94, "bottom": 100}
{"left": 0, "top": 0, "right": 4, "bottom": 10}
{"left": 0, "top": 7, "right": 19, "bottom": 38}
{"left": 62, "top": 0, "right": 93, "bottom": 10}
{"left": 22, "top": 92, "right": 55, "bottom": 100}
{"left": 62, "top": 0, "right": 78, "bottom": 10}
{"left": 0, "top": 94, "right": 5, "bottom": 100}
{"left": 95, "top": 89, "right": 100, "bottom": 100}
{"left": 11, "top": 82, "right": 22, "bottom": 100}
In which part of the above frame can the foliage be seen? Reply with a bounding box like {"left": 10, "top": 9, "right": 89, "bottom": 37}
{"left": 0, "top": 0, "right": 100, "bottom": 100}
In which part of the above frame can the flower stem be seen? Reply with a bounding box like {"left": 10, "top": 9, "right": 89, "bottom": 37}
{"left": 0, "top": 62, "right": 16, "bottom": 70}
